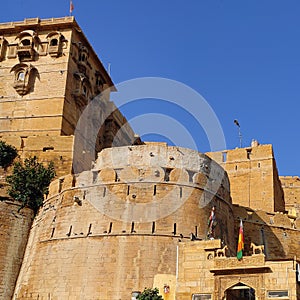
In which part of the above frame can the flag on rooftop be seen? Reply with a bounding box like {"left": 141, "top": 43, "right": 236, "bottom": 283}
{"left": 70, "top": 1, "right": 74, "bottom": 15}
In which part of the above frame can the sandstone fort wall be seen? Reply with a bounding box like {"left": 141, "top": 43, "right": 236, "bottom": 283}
{"left": 0, "top": 201, "right": 33, "bottom": 300}
{"left": 13, "top": 144, "right": 234, "bottom": 299}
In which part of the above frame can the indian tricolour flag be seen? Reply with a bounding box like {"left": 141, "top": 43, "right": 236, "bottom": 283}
{"left": 237, "top": 219, "right": 244, "bottom": 260}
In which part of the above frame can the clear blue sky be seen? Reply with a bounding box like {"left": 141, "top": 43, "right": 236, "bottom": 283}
{"left": 1, "top": 1, "right": 299, "bottom": 176}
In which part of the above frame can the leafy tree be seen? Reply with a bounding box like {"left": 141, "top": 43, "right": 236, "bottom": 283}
{"left": 0, "top": 140, "right": 18, "bottom": 169}
{"left": 137, "top": 288, "right": 163, "bottom": 300}
{"left": 6, "top": 156, "right": 55, "bottom": 214}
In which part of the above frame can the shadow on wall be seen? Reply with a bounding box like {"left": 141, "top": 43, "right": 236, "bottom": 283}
{"left": 233, "top": 205, "right": 298, "bottom": 260}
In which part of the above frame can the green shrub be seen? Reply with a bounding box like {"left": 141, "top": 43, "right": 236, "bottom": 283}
{"left": 137, "top": 288, "right": 163, "bottom": 300}
{"left": 0, "top": 140, "right": 18, "bottom": 169}
{"left": 6, "top": 156, "right": 55, "bottom": 214}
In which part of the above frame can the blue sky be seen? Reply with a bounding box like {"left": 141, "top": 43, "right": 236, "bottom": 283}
{"left": 1, "top": 1, "right": 299, "bottom": 176}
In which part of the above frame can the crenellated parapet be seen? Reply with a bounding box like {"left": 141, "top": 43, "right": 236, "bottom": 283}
{"left": 44, "top": 143, "right": 233, "bottom": 240}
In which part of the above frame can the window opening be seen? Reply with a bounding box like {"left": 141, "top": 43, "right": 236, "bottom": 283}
{"left": 50, "top": 39, "right": 58, "bottom": 46}
{"left": 222, "top": 152, "right": 227, "bottom": 162}
{"left": 21, "top": 39, "right": 31, "bottom": 46}
{"left": 17, "top": 71, "right": 25, "bottom": 81}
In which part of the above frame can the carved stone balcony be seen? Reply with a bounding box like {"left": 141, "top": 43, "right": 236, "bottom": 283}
{"left": 17, "top": 45, "right": 34, "bottom": 61}
{"left": 48, "top": 45, "right": 61, "bottom": 58}
{"left": 13, "top": 81, "right": 30, "bottom": 96}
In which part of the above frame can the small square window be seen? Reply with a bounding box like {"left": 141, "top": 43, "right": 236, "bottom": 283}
{"left": 192, "top": 294, "right": 211, "bottom": 300}
{"left": 267, "top": 290, "right": 288, "bottom": 298}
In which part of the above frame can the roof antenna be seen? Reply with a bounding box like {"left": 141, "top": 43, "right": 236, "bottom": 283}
{"left": 234, "top": 119, "right": 242, "bottom": 148}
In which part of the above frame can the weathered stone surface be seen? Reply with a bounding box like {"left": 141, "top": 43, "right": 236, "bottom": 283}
{"left": 0, "top": 16, "right": 299, "bottom": 300}
{"left": 0, "top": 201, "right": 33, "bottom": 300}
{"left": 13, "top": 144, "right": 234, "bottom": 300}
{"left": 206, "top": 143, "right": 285, "bottom": 213}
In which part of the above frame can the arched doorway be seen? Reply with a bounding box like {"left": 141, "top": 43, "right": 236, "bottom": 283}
{"left": 224, "top": 283, "right": 255, "bottom": 300}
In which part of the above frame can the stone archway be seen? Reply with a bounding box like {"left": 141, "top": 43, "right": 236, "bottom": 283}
{"left": 223, "top": 283, "right": 255, "bottom": 300}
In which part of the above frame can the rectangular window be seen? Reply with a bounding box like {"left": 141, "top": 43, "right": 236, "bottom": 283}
{"left": 222, "top": 151, "right": 227, "bottom": 162}
{"left": 192, "top": 294, "right": 211, "bottom": 300}
{"left": 267, "top": 290, "right": 288, "bottom": 298}
{"left": 187, "top": 170, "right": 195, "bottom": 182}
{"left": 246, "top": 149, "right": 252, "bottom": 159}
{"left": 164, "top": 168, "right": 173, "bottom": 181}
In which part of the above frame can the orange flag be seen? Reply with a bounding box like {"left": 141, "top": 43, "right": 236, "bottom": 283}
{"left": 70, "top": 1, "right": 74, "bottom": 15}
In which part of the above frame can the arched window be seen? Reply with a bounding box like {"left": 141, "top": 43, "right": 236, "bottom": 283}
{"left": 16, "top": 30, "right": 36, "bottom": 61}
{"left": 79, "top": 53, "right": 86, "bottom": 62}
{"left": 50, "top": 39, "right": 58, "bottom": 46}
{"left": 78, "top": 45, "right": 89, "bottom": 64}
{"left": 47, "top": 31, "right": 64, "bottom": 58}
{"left": 17, "top": 71, "right": 25, "bottom": 81}
{"left": 21, "top": 39, "right": 31, "bottom": 46}
{"left": 11, "top": 63, "right": 37, "bottom": 95}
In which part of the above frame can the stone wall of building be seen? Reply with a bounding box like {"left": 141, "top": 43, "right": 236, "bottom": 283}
{"left": 280, "top": 176, "right": 300, "bottom": 218}
{"left": 0, "top": 17, "right": 139, "bottom": 177}
{"left": 206, "top": 143, "right": 285, "bottom": 213}
{"left": 0, "top": 18, "right": 73, "bottom": 137}
{"left": 177, "top": 239, "right": 299, "bottom": 300}
{"left": 13, "top": 144, "right": 233, "bottom": 300}
{"left": 232, "top": 205, "right": 299, "bottom": 260}
{"left": 0, "top": 201, "right": 33, "bottom": 300}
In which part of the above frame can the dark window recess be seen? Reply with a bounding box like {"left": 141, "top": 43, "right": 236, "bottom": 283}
{"left": 267, "top": 291, "right": 288, "bottom": 298}
{"left": 43, "top": 147, "right": 54, "bottom": 152}
{"left": 153, "top": 185, "right": 157, "bottom": 196}
{"left": 131, "top": 222, "right": 135, "bottom": 233}
{"left": 103, "top": 187, "right": 106, "bottom": 197}
{"left": 79, "top": 53, "right": 86, "bottom": 62}
{"left": 152, "top": 222, "right": 155, "bottom": 234}
{"left": 127, "top": 185, "right": 130, "bottom": 195}
{"left": 247, "top": 149, "right": 252, "bottom": 159}
{"left": 21, "top": 39, "right": 31, "bottom": 46}
{"left": 66, "top": 225, "right": 72, "bottom": 237}
{"left": 187, "top": 170, "right": 196, "bottom": 182}
{"left": 222, "top": 152, "right": 227, "bottom": 162}
{"left": 164, "top": 168, "right": 173, "bottom": 182}
{"left": 92, "top": 171, "right": 98, "bottom": 183}
{"left": 114, "top": 168, "right": 121, "bottom": 182}
{"left": 172, "top": 223, "right": 177, "bottom": 235}
{"left": 235, "top": 165, "right": 238, "bottom": 171}
{"left": 50, "top": 39, "right": 58, "bottom": 46}
{"left": 108, "top": 222, "right": 113, "bottom": 234}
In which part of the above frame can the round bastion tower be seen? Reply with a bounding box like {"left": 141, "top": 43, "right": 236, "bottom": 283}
{"left": 14, "top": 143, "right": 234, "bottom": 300}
